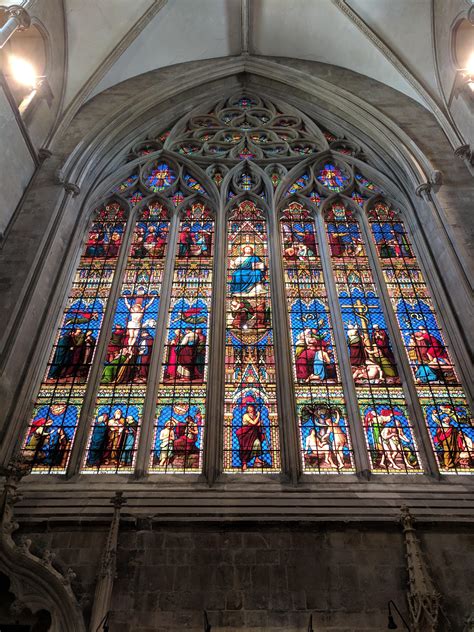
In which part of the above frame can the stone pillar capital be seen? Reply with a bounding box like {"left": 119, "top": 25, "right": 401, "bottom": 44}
{"left": 1, "top": 4, "right": 31, "bottom": 29}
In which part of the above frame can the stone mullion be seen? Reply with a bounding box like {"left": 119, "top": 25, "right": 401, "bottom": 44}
{"left": 357, "top": 207, "right": 439, "bottom": 477}
{"left": 134, "top": 210, "right": 181, "bottom": 476}
{"left": 314, "top": 211, "right": 371, "bottom": 476}
{"left": 67, "top": 207, "right": 139, "bottom": 477}
{"left": 202, "top": 199, "right": 226, "bottom": 484}
{"left": 267, "top": 201, "right": 302, "bottom": 483}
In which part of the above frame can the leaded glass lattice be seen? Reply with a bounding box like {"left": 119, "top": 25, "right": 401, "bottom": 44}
{"left": 20, "top": 90, "right": 473, "bottom": 479}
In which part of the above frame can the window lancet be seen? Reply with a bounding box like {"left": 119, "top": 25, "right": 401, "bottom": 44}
{"left": 151, "top": 202, "right": 214, "bottom": 473}
{"left": 281, "top": 202, "right": 354, "bottom": 472}
{"left": 223, "top": 200, "right": 281, "bottom": 472}
{"left": 18, "top": 91, "right": 473, "bottom": 478}
{"left": 368, "top": 201, "right": 474, "bottom": 473}
{"left": 324, "top": 200, "right": 421, "bottom": 473}
{"left": 22, "top": 202, "right": 128, "bottom": 473}
{"left": 83, "top": 201, "right": 170, "bottom": 473}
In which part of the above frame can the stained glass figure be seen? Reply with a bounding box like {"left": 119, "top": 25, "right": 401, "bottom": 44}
{"left": 316, "top": 163, "right": 349, "bottom": 192}
{"left": 223, "top": 201, "right": 280, "bottom": 472}
{"left": 145, "top": 162, "right": 177, "bottom": 191}
{"left": 236, "top": 95, "right": 258, "bottom": 109}
{"left": 83, "top": 202, "right": 170, "bottom": 473}
{"left": 281, "top": 202, "right": 354, "bottom": 472}
{"left": 269, "top": 170, "right": 281, "bottom": 189}
{"left": 172, "top": 190, "right": 185, "bottom": 207}
{"left": 151, "top": 203, "right": 214, "bottom": 472}
{"left": 237, "top": 169, "right": 254, "bottom": 191}
{"left": 325, "top": 200, "right": 421, "bottom": 473}
{"left": 368, "top": 201, "right": 473, "bottom": 472}
{"left": 22, "top": 202, "right": 127, "bottom": 473}
{"left": 127, "top": 190, "right": 144, "bottom": 207}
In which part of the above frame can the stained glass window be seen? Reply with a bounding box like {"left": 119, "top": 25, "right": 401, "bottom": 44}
{"left": 22, "top": 202, "right": 127, "bottom": 473}
{"left": 281, "top": 202, "right": 354, "bottom": 472}
{"left": 20, "top": 92, "right": 473, "bottom": 480}
{"left": 151, "top": 203, "right": 214, "bottom": 472}
{"left": 223, "top": 201, "right": 280, "bottom": 472}
{"left": 368, "top": 201, "right": 473, "bottom": 473}
{"left": 83, "top": 202, "right": 170, "bottom": 473}
{"left": 325, "top": 200, "right": 421, "bottom": 473}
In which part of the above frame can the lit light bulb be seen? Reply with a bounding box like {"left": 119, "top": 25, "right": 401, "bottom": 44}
{"left": 8, "top": 55, "right": 37, "bottom": 88}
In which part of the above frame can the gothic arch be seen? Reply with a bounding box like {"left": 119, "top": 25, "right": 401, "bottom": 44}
{"left": 0, "top": 67, "right": 472, "bottom": 522}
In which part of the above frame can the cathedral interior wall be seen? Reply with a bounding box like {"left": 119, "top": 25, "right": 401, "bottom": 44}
{"left": 15, "top": 520, "right": 473, "bottom": 631}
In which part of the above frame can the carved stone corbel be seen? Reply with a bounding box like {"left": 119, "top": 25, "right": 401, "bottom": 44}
{"left": 89, "top": 491, "right": 127, "bottom": 632}
{"left": 0, "top": 459, "right": 86, "bottom": 632}
{"left": 454, "top": 145, "right": 473, "bottom": 163}
{"left": 429, "top": 170, "right": 442, "bottom": 186}
{"left": 38, "top": 148, "right": 53, "bottom": 164}
{"left": 400, "top": 506, "right": 444, "bottom": 632}
{"left": 64, "top": 182, "right": 81, "bottom": 197}
{"left": 2, "top": 5, "right": 31, "bottom": 29}
{"left": 415, "top": 182, "right": 432, "bottom": 200}
{"left": 0, "top": 4, "right": 30, "bottom": 49}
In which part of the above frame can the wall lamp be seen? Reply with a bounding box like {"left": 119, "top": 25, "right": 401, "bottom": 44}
{"left": 387, "top": 600, "right": 411, "bottom": 630}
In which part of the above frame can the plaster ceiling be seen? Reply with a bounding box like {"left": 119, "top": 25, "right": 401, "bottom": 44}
{"left": 63, "top": 0, "right": 154, "bottom": 105}
{"left": 62, "top": 0, "right": 444, "bottom": 110}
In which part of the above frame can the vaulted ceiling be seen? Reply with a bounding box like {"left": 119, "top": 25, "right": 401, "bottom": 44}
{"left": 62, "top": 0, "right": 463, "bottom": 117}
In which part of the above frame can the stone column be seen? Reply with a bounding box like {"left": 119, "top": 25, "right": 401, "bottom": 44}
{"left": 0, "top": 5, "right": 31, "bottom": 49}
{"left": 89, "top": 492, "right": 127, "bottom": 632}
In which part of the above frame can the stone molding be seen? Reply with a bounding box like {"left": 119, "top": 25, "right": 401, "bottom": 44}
{"left": 0, "top": 461, "right": 86, "bottom": 632}
{"left": 89, "top": 491, "right": 126, "bottom": 632}
{"left": 49, "top": 0, "right": 169, "bottom": 147}
{"left": 1, "top": 4, "right": 31, "bottom": 29}
{"left": 330, "top": 0, "right": 464, "bottom": 149}
{"left": 0, "top": 68, "right": 472, "bottom": 521}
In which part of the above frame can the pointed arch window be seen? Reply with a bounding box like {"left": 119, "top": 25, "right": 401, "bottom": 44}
{"left": 367, "top": 200, "right": 473, "bottom": 473}
{"left": 17, "top": 91, "right": 473, "bottom": 479}
{"left": 151, "top": 202, "right": 214, "bottom": 473}
{"left": 223, "top": 200, "right": 281, "bottom": 473}
{"left": 83, "top": 201, "right": 170, "bottom": 473}
{"left": 22, "top": 202, "right": 128, "bottom": 473}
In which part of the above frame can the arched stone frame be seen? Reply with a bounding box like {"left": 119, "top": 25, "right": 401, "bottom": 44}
{"left": 59, "top": 154, "right": 222, "bottom": 480}
{"left": 0, "top": 470, "right": 86, "bottom": 632}
{"left": 0, "top": 64, "right": 471, "bottom": 520}
{"left": 6, "top": 92, "right": 474, "bottom": 478}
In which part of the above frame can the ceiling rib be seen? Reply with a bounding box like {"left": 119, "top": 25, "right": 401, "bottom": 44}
{"left": 332, "top": 0, "right": 464, "bottom": 149}
{"left": 241, "top": 0, "right": 250, "bottom": 55}
{"left": 51, "top": 0, "right": 169, "bottom": 146}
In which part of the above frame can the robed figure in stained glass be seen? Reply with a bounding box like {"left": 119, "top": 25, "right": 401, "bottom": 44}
{"left": 236, "top": 403, "right": 266, "bottom": 471}
{"left": 229, "top": 245, "right": 266, "bottom": 296}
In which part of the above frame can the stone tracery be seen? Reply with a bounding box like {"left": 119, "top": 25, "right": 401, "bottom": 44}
{"left": 19, "top": 92, "right": 474, "bottom": 477}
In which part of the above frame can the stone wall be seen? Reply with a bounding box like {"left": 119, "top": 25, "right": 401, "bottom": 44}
{"left": 16, "top": 521, "right": 473, "bottom": 631}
